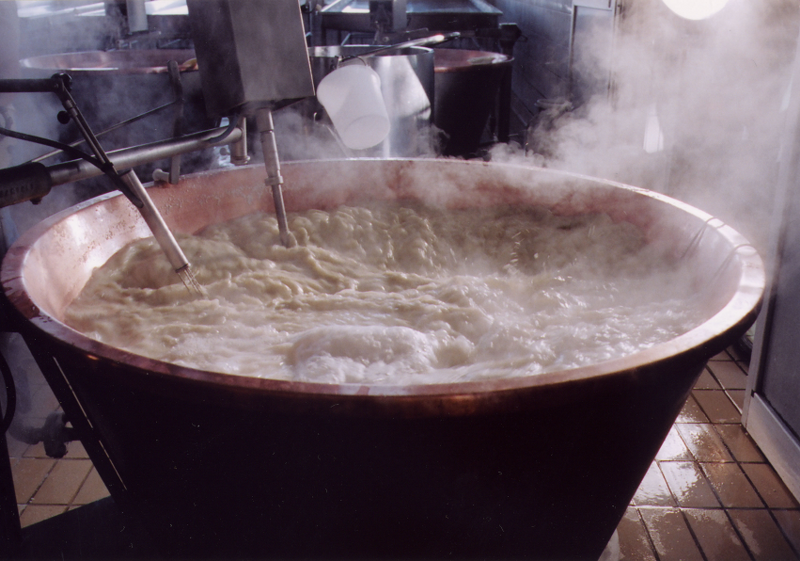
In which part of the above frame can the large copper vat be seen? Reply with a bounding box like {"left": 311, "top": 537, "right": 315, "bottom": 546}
{"left": 1, "top": 159, "right": 764, "bottom": 559}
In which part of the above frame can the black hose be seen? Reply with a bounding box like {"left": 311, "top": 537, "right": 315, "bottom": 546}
{"left": 0, "top": 126, "right": 143, "bottom": 208}
{"left": 0, "top": 126, "right": 103, "bottom": 170}
{"left": 205, "top": 113, "right": 240, "bottom": 144}
{"left": 0, "top": 351, "right": 15, "bottom": 434}
{"left": 29, "top": 99, "right": 181, "bottom": 164}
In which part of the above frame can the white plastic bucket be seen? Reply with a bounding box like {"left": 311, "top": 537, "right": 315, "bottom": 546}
{"left": 316, "top": 63, "right": 391, "bottom": 150}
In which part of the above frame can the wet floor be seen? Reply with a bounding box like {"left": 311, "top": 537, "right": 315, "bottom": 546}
{"left": 617, "top": 350, "right": 800, "bottom": 560}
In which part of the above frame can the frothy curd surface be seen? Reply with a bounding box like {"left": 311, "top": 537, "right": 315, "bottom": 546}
{"left": 64, "top": 203, "right": 703, "bottom": 384}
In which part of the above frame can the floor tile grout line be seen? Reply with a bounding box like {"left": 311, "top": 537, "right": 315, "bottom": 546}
{"left": 721, "top": 506, "right": 759, "bottom": 561}
{"left": 737, "top": 460, "right": 781, "bottom": 512}
{"left": 632, "top": 505, "right": 664, "bottom": 561}
{"left": 690, "top": 505, "right": 800, "bottom": 561}
{"left": 655, "top": 458, "right": 721, "bottom": 510}
{"left": 65, "top": 461, "right": 94, "bottom": 508}
{"left": 725, "top": 388, "right": 744, "bottom": 415}
{"left": 677, "top": 506, "right": 713, "bottom": 561}
{"left": 677, "top": 350, "right": 800, "bottom": 559}
{"left": 690, "top": 369, "right": 783, "bottom": 512}
{"left": 641, "top": 505, "right": 760, "bottom": 561}
{"left": 765, "top": 507, "right": 800, "bottom": 560}
{"left": 652, "top": 360, "right": 758, "bottom": 560}
{"left": 19, "top": 457, "right": 95, "bottom": 509}
{"left": 18, "top": 458, "right": 58, "bottom": 508}
{"left": 667, "top": 406, "right": 733, "bottom": 504}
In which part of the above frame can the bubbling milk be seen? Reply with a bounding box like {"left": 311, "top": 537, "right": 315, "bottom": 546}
{"left": 64, "top": 203, "right": 703, "bottom": 384}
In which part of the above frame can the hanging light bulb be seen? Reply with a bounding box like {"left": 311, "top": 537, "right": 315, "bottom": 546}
{"left": 661, "top": 0, "right": 729, "bottom": 20}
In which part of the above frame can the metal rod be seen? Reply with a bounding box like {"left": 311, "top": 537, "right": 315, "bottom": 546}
{"left": 229, "top": 116, "right": 250, "bottom": 166}
{"left": 31, "top": 99, "right": 180, "bottom": 164}
{"left": 165, "top": 60, "right": 184, "bottom": 183}
{"left": 118, "top": 170, "right": 189, "bottom": 273}
{"left": 46, "top": 125, "right": 243, "bottom": 188}
{"left": 58, "top": 91, "right": 110, "bottom": 166}
{"left": 118, "top": 170, "right": 206, "bottom": 296}
{"left": 256, "top": 108, "right": 295, "bottom": 248}
{"left": 47, "top": 77, "right": 204, "bottom": 295}
{"left": 339, "top": 31, "right": 461, "bottom": 62}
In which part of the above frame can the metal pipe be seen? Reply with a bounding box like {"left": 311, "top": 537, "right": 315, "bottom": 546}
{"left": 229, "top": 116, "right": 249, "bottom": 166}
{"left": 58, "top": 90, "right": 109, "bottom": 165}
{"left": 0, "top": 126, "right": 243, "bottom": 206}
{"left": 340, "top": 31, "right": 461, "bottom": 62}
{"left": 31, "top": 98, "right": 180, "bottom": 164}
{"left": 118, "top": 170, "right": 206, "bottom": 296}
{"left": 46, "top": 126, "right": 243, "bottom": 188}
{"left": 152, "top": 60, "right": 185, "bottom": 184}
{"left": 118, "top": 170, "right": 188, "bottom": 272}
{"left": 1, "top": 75, "right": 206, "bottom": 295}
{"left": 256, "top": 108, "right": 295, "bottom": 248}
{"left": 126, "top": 0, "right": 149, "bottom": 33}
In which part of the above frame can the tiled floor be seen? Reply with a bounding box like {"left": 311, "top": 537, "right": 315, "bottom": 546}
{"left": 617, "top": 350, "right": 800, "bottom": 561}
{"left": 4, "top": 347, "right": 800, "bottom": 559}
{"left": 3, "top": 338, "right": 111, "bottom": 529}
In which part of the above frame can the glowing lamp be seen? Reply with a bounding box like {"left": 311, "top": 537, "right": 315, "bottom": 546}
{"left": 661, "top": 0, "right": 729, "bottom": 20}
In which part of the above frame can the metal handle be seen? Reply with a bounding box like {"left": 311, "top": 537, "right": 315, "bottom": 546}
{"left": 0, "top": 162, "right": 53, "bottom": 207}
{"left": 339, "top": 31, "right": 461, "bottom": 63}
{"left": 0, "top": 78, "right": 63, "bottom": 94}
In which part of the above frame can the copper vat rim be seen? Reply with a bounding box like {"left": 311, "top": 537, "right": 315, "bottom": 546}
{"left": 18, "top": 49, "right": 198, "bottom": 75}
{"left": 433, "top": 48, "right": 513, "bottom": 73}
{"left": 0, "top": 159, "right": 766, "bottom": 407}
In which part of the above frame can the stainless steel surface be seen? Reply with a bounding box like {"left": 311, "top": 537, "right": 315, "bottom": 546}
{"left": 256, "top": 108, "right": 295, "bottom": 248}
{"left": 125, "top": 0, "right": 148, "bottom": 33}
{"left": 186, "top": 0, "right": 314, "bottom": 249}
{"left": 229, "top": 117, "right": 250, "bottom": 166}
{"left": 118, "top": 169, "right": 204, "bottom": 295}
{"left": 1, "top": 159, "right": 764, "bottom": 559}
{"left": 744, "top": 31, "right": 800, "bottom": 504}
{"left": 186, "top": 0, "right": 315, "bottom": 117}
{"left": 44, "top": 74, "right": 199, "bottom": 293}
{"left": 320, "top": 0, "right": 502, "bottom": 32}
{"left": 306, "top": 45, "right": 434, "bottom": 157}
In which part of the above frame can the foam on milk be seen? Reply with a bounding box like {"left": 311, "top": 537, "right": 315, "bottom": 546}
{"left": 64, "top": 203, "right": 703, "bottom": 384}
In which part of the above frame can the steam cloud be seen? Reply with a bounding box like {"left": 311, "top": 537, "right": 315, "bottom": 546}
{"left": 495, "top": 0, "right": 800, "bottom": 254}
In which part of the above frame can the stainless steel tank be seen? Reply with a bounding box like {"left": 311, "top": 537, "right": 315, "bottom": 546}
{"left": 1, "top": 159, "right": 764, "bottom": 559}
